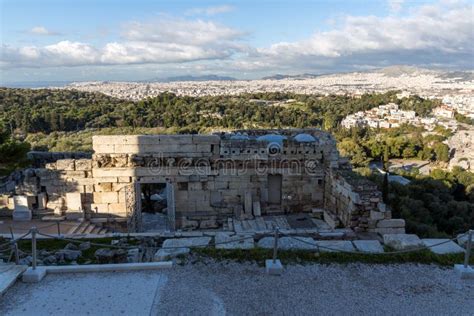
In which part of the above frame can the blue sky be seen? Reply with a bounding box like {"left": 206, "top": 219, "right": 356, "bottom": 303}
{"left": 0, "top": 0, "right": 473, "bottom": 83}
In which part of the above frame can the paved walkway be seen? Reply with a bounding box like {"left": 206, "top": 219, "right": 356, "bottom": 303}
{"left": 0, "top": 265, "right": 27, "bottom": 296}
{"left": 1, "top": 262, "right": 473, "bottom": 315}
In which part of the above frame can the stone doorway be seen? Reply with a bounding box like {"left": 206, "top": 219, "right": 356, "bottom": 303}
{"left": 268, "top": 174, "right": 282, "bottom": 205}
{"left": 139, "top": 182, "right": 175, "bottom": 232}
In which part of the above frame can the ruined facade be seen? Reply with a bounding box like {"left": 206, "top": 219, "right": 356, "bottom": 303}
{"left": 3, "top": 129, "right": 404, "bottom": 234}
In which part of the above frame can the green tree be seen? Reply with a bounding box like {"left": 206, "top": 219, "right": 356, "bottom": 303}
{"left": 0, "top": 125, "right": 30, "bottom": 176}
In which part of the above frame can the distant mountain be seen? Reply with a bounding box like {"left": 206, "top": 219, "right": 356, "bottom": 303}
{"left": 146, "top": 75, "right": 236, "bottom": 82}
{"left": 261, "top": 73, "right": 321, "bottom": 80}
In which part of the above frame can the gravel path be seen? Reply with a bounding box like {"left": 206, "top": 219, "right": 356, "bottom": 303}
{"left": 1, "top": 262, "right": 473, "bottom": 315}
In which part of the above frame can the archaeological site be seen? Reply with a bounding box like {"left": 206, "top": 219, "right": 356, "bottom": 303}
{"left": 0, "top": 129, "right": 405, "bottom": 235}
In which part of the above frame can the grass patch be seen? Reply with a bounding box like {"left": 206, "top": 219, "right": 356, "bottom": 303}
{"left": 193, "top": 247, "right": 473, "bottom": 267}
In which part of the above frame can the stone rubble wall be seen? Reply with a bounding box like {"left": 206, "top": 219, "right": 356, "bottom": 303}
{"left": 324, "top": 169, "right": 405, "bottom": 234}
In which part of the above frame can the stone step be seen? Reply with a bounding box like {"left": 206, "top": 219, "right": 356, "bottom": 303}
{"left": 66, "top": 221, "right": 83, "bottom": 234}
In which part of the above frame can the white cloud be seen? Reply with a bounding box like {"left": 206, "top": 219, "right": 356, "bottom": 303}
{"left": 29, "top": 26, "right": 61, "bottom": 36}
{"left": 185, "top": 5, "right": 235, "bottom": 16}
{"left": 1, "top": 1, "right": 472, "bottom": 74}
{"left": 1, "top": 18, "right": 246, "bottom": 68}
{"left": 256, "top": 1, "right": 473, "bottom": 66}
{"left": 388, "top": 0, "right": 404, "bottom": 13}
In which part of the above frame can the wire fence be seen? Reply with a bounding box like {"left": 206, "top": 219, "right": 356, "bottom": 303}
{"left": 1, "top": 225, "right": 472, "bottom": 269}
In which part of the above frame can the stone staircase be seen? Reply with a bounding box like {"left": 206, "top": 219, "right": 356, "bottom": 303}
{"left": 66, "top": 221, "right": 109, "bottom": 235}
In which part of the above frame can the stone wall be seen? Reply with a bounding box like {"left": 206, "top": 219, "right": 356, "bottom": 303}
{"left": 324, "top": 169, "right": 405, "bottom": 233}
{"left": 4, "top": 129, "right": 404, "bottom": 234}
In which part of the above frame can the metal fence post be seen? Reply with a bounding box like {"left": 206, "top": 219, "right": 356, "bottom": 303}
{"left": 464, "top": 230, "right": 472, "bottom": 268}
{"left": 9, "top": 226, "right": 20, "bottom": 265}
{"left": 273, "top": 228, "right": 279, "bottom": 263}
{"left": 56, "top": 221, "right": 61, "bottom": 236}
{"left": 31, "top": 227, "right": 37, "bottom": 270}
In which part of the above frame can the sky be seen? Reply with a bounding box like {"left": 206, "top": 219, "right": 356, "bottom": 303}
{"left": 0, "top": 0, "right": 473, "bottom": 83}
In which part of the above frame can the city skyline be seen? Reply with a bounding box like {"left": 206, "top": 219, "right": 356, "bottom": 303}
{"left": 1, "top": 0, "right": 473, "bottom": 84}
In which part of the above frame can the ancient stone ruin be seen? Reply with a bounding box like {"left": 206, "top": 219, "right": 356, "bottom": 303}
{"left": 1, "top": 129, "right": 404, "bottom": 234}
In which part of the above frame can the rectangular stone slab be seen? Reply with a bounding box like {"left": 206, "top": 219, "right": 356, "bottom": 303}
{"left": 383, "top": 234, "right": 423, "bottom": 251}
{"left": 215, "top": 232, "right": 255, "bottom": 249}
{"left": 162, "top": 237, "right": 211, "bottom": 249}
{"left": 257, "top": 236, "right": 318, "bottom": 251}
{"left": 422, "top": 239, "right": 465, "bottom": 254}
{"left": 353, "top": 240, "right": 385, "bottom": 253}
{"left": 315, "top": 240, "right": 356, "bottom": 252}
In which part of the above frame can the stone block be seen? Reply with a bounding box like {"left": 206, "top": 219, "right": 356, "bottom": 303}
{"left": 376, "top": 219, "right": 405, "bottom": 228}
{"left": 90, "top": 203, "right": 109, "bottom": 213}
{"left": 253, "top": 201, "right": 261, "bottom": 217}
{"left": 118, "top": 176, "right": 132, "bottom": 183}
{"left": 154, "top": 248, "right": 189, "bottom": 261}
{"left": 13, "top": 195, "right": 32, "bottom": 221}
{"left": 108, "top": 203, "right": 127, "bottom": 213}
{"left": 95, "top": 183, "right": 113, "bottom": 192}
{"left": 315, "top": 240, "right": 355, "bottom": 252}
{"left": 56, "top": 159, "right": 75, "bottom": 171}
{"left": 422, "top": 239, "right": 465, "bottom": 254}
{"left": 66, "top": 193, "right": 83, "bottom": 210}
{"left": 372, "top": 227, "right": 405, "bottom": 235}
{"left": 454, "top": 264, "right": 474, "bottom": 279}
{"left": 370, "top": 211, "right": 385, "bottom": 221}
{"left": 93, "top": 192, "right": 118, "bottom": 204}
{"left": 75, "top": 159, "right": 92, "bottom": 171}
{"left": 162, "top": 237, "right": 211, "bottom": 249}
{"left": 215, "top": 232, "right": 255, "bottom": 249}
{"left": 244, "top": 191, "right": 253, "bottom": 216}
{"left": 257, "top": 237, "right": 317, "bottom": 251}
{"left": 383, "top": 234, "right": 423, "bottom": 251}
{"left": 22, "top": 267, "right": 47, "bottom": 283}
{"left": 353, "top": 240, "right": 384, "bottom": 253}
{"left": 265, "top": 259, "right": 283, "bottom": 275}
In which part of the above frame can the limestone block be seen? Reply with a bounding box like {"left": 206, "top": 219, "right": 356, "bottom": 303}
{"left": 93, "top": 168, "right": 135, "bottom": 178}
{"left": 108, "top": 203, "right": 127, "bottom": 213}
{"left": 12, "top": 195, "right": 32, "bottom": 221}
{"left": 215, "top": 233, "right": 255, "bottom": 249}
{"left": 93, "top": 192, "right": 119, "bottom": 204}
{"left": 75, "top": 159, "right": 92, "bottom": 171}
{"left": 90, "top": 203, "right": 109, "bottom": 213}
{"left": 315, "top": 240, "right": 355, "bottom": 252}
{"left": 253, "top": 201, "right": 261, "bottom": 217}
{"left": 353, "top": 240, "right": 384, "bottom": 253}
{"left": 257, "top": 237, "right": 318, "bottom": 251}
{"left": 95, "top": 183, "right": 113, "bottom": 192}
{"left": 93, "top": 177, "right": 119, "bottom": 184}
{"left": 422, "top": 239, "right": 465, "bottom": 254}
{"left": 162, "top": 237, "right": 211, "bottom": 248}
{"left": 244, "top": 191, "right": 253, "bottom": 216}
{"left": 37, "top": 193, "right": 47, "bottom": 210}
{"left": 376, "top": 219, "right": 405, "bottom": 228}
{"left": 66, "top": 193, "right": 83, "bottom": 210}
{"left": 118, "top": 176, "right": 132, "bottom": 183}
{"left": 92, "top": 143, "right": 115, "bottom": 154}
{"left": 45, "top": 162, "right": 56, "bottom": 170}
{"left": 370, "top": 211, "right": 385, "bottom": 221}
{"left": 56, "top": 159, "right": 75, "bottom": 171}
{"left": 383, "top": 234, "right": 423, "bottom": 250}
{"left": 199, "top": 217, "right": 218, "bottom": 229}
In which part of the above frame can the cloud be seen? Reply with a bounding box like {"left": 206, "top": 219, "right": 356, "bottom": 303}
{"left": 29, "top": 26, "right": 62, "bottom": 36}
{"left": 254, "top": 1, "right": 473, "bottom": 70}
{"left": 388, "top": 0, "right": 404, "bottom": 13}
{"left": 185, "top": 5, "right": 235, "bottom": 16}
{"left": 1, "top": 18, "right": 246, "bottom": 68}
{"left": 1, "top": 1, "right": 472, "bottom": 74}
